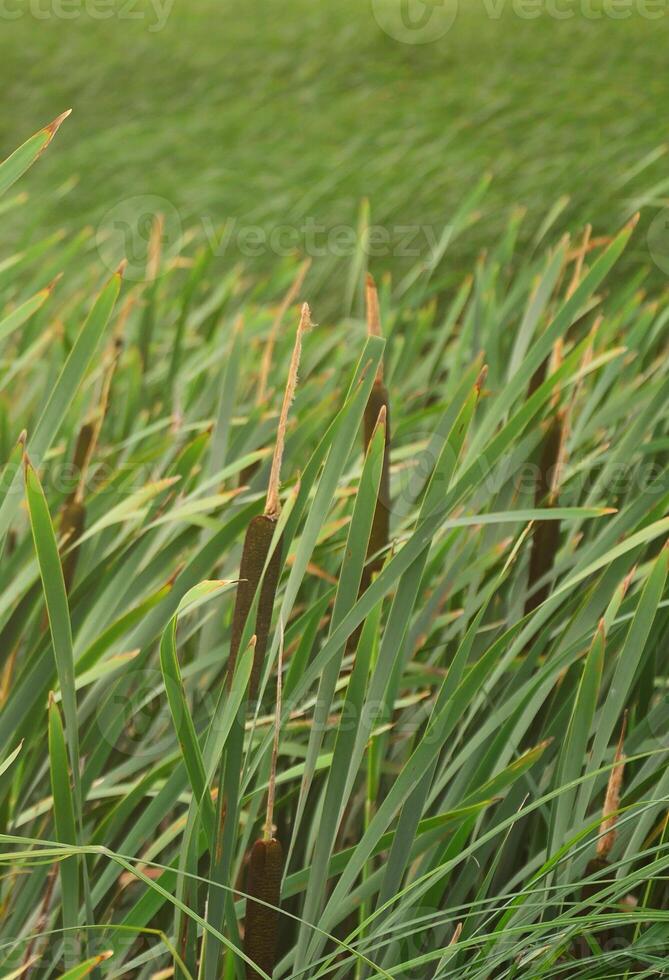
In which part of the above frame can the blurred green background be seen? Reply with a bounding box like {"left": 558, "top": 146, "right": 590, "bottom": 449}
{"left": 2, "top": 0, "right": 668, "bottom": 301}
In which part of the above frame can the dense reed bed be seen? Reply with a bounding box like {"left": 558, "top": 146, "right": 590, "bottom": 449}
{"left": 0, "top": 117, "right": 669, "bottom": 979}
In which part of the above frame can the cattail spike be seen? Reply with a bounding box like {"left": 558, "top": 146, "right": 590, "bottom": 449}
{"left": 146, "top": 213, "right": 164, "bottom": 282}
{"left": 566, "top": 224, "right": 592, "bottom": 299}
{"left": 524, "top": 406, "right": 567, "bottom": 615}
{"left": 228, "top": 516, "right": 283, "bottom": 698}
{"left": 257, "top": 258, "right": 311, "bottom": 406}
{"left": 244, "top": 837, "right": 284, "bottom": 980}
{"left": 264, "top": 303, "right": 310, "bottom": 519}
{"left": 475, "top": 364, "right": 488, "bottom": 393}
{"left": 597, "top": 714, "right": 627, "bottom": 859}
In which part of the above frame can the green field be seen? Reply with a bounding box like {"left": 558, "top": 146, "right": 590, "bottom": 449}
{"left": 2, "top": 4, "right": 669, "bottom": 977}
{"left": 2, "top": 0, "right": 669, "bottom": 302}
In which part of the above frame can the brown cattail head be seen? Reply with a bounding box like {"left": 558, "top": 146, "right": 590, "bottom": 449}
{"left": 228, "top": 515, "right": 282, "bottom": 700}
{"left": 67, "top": 423, "right": 95, "bottom": 506}
{"left": 60, "top": 500, "right": 86, "bottom": 594}
{"left": 265, "top": 625, "right": 283, "bottom": 843}
{"left": 581, "top": 854, "right": 611, "bottom": 905}
{"left": 244, "top": 837, "right": 284, "bottom": 980}
{"left": 524, "top": 407, "right": 567, "bottom": 615}
{"left": 363, "top": 389, "right": 391, "bottom": 580}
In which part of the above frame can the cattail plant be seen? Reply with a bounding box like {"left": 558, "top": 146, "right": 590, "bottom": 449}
{"left": 244, "top": 634, "right": 284, "bottom": 979}
{"left": 138, "top": 212, "right": 165, "bottom": 372}
{"left": 524, "top": 400, "right": 568, "bottom": 615}
{"left": 240, "top": 258, "right": 311, "bottom": 487}
{"left": 347, "top": 274, "right": 391, "bottom": 651}
{"left": 228, "top": 303, "right": 310, "bottom": 699}
{"left": 575, "top": 719, "right": 627, "bottom": 959}
{"left": 524, "top": 227, "right": 591, "bottom": 590}
{"left": 362, "top": 274, "right": 391, "bottom": 582}
{"left": 59, "top": 338, "right": 121, "bottom": 592}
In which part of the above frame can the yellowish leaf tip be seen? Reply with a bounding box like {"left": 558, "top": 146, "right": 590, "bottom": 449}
{"left": 44, "top": 273, "right": 63, "bottom": 296}
{"left": 45, "top": 109, "right": 72, "bottom": 141}
{"left": 115, "top": 258, "right": 127, "bottom": 279}
{"left": 621, "top": 566, "right": 636, "bottom": 598}
{"left": 475, "top": 365, "right": 488, "bottom": 392}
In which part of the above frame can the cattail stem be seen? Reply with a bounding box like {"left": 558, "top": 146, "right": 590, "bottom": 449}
{"left": 257, "top": 259, "right": 311, "bottom": 406}
{"left": 264, "top": 628, "right": 283, "bottom": 843}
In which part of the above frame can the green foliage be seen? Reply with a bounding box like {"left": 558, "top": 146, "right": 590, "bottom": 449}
{"left": 0, "top": 115, "right": 668, "bottom": 979}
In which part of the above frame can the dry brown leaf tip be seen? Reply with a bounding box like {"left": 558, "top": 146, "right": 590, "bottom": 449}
{"left": 597, "top": 715, "right": 627, "bottom": 859}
